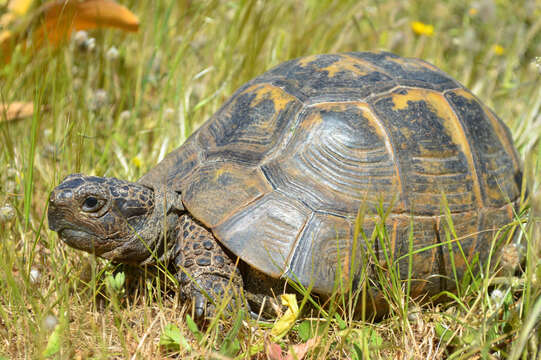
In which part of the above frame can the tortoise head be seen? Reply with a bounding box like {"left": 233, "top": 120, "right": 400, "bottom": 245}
{"left": 48, "top": 174, "right": 183, "bottom": 264}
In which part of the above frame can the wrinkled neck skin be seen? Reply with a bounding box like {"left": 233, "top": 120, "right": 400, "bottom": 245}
{"left": 106, "top": 185, "right": 184, "bottom": 265}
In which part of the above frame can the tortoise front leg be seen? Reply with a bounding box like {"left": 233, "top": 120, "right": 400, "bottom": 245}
{"left": 172, "top": 214, "right": 245, "bottom": 319}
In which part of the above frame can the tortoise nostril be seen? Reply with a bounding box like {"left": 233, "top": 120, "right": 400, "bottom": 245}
{"left": 49, "top": 191, "right": 58, "bottom": 205}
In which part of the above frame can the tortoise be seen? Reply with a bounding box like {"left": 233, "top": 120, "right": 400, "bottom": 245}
{"left": 48, "top": 51, "right": 522, "bottom": 318}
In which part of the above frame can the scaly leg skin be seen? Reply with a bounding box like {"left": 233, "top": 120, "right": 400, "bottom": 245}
{"left": 172, "top": 214, "right": 245, "bottom": 319}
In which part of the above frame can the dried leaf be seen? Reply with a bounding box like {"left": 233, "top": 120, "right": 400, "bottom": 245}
{"left": 1, "top": 102, "right": 34, "bottom": 121}
{"left": 265, "top": 336, "right": 320, "bottom": 360}
{"left": 73, "top": 0, "right": 139, "bottom": 32}
{"left": 285, "top": 336, "right": 320, "bottom": 360}
{"left": 2, "top": 0, "right": 139, "bottom": 61}
{"left": 36, "top": 0, "right": 139, "bottom": 47}
{"left": 265, "top": 338, "right": 284, "bottom": 360}
{"left": 271, "top": 294, "right": 299, "bottom": 339}
{"left": 1, "top": 23, "right": 15, "bottom": 63}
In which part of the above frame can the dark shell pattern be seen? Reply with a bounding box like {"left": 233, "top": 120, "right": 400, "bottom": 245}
{"left": 139, "top": 51, "right": 521, "bottom": 298}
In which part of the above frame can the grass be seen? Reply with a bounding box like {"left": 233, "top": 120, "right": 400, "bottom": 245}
{"left": 1, "top": 0, "right": 541, "bottom": 358}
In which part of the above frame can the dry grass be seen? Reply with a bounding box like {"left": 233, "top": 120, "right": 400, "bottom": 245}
{"left": 1, "top": 0, "right": 541, "bottom": 359}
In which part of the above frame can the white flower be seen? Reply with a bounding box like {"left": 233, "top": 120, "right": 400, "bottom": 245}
{"left": 72, "top": 31, "right": 88, "bottom": 47}
{"left": 106, "top": 46, "right": 119, "bottom": 61}
{"left": 44, "top": 315, "right": 58, "bottom": 331}
{"left": 29, "top": 268, "right": 41, "bottom": 284}
{"left": 490, "top": 289, "right": 505, "bottom": 307}
{"left": 85, "top": 38, "right": 96, "bottom": 52}
{"left": 73, "top": 30, "right": 96, "bottom": 53}
{"left": 119, "top": 110, "right": 131, "bottom": 121}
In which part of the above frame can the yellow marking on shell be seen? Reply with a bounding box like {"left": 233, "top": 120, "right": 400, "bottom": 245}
{"left": 299, "top": 111, "right": 323, "bottom": 130}
{"left": 439, "top": 91, "right": 484, "bottom": 208}
{"left": 320, "top": 55, "right": 375, "bottom": 77}
{"left": 447, "top": 88, "right": 520, "bottom": 204}
{"left": 297, "top": 54, "right": 321, "bottom": 67}
{"left": 214, "top": 167, "right": 228, "bottom": 181}
{"left": 390, "top": 89, "right": 429, "bottom": 111}
{"left": 244, "top": 84, "right": 296, "bottom": 113}
{"left": 451, "top": 88, "right": 476, "bottom": 100}
{"left": 393, "top": 88, "right": 484, "bottom": 208}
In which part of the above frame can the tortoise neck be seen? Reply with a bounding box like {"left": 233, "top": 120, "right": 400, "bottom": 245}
{"left": 138, "top": 186, "right": 185, "bottom": 265}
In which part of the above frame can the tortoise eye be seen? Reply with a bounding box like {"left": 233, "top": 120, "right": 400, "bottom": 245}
{"left": 82, "top": 196, "right": 103, "bottom": 212}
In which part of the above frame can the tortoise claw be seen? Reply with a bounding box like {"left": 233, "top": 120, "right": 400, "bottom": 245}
{"left": 193, "top": 291, "right": 217, "bottom": 320}
{"left": 194, "top": 294, "right": 207, "bottom": 319}
{"left": 194, "top": 292, "right": 207, "bottom": 319}
{"left": 249, "top": 310, "right": 261, "bottom": 320}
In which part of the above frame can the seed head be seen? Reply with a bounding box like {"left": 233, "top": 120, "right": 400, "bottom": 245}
{"left": 0, "top": 204, "right": 15, "bottom": 224}
{"left": 500, "top": 243, "right": 522, "bottom": 274}
{"left": 89, "top": 89, "right": 108, "bottom": 111}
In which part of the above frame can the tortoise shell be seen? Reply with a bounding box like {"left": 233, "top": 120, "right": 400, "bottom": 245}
{"left": 140, "top": 51, "right": 521, "bottom": 298}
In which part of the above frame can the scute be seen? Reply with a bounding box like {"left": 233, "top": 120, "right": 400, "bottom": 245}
{"left": 198, "top": 83, "right": 304, "bottom": 165}
{"left": 262, "top": 101, "right": 401, "bottom": 214}
{"left": 213, "top": 192, "right": 311, "bottom": 278}
{"left": 140, "top": 52, "right": 521, "bottom": 298}
{"left": 444, "top": 89, "right": 520, "bottom": 207}
{"left": 180, "top": 162, "right": 272, "bottom": 228}
{"left": 370, "top": 87, "right": 480, "bottom": 213}
{"left": 285, "top": 212, "right": 354, "bottom": 294}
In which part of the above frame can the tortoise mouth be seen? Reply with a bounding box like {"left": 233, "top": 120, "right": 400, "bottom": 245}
{"left": 58, "top": 228, "right": 111, "bottom": 256}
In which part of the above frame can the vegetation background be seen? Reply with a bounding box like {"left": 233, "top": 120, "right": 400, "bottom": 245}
{"left": 1, "top": 0, "right": 540, "bottom": 359}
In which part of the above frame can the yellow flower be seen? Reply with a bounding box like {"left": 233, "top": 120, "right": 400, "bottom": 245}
{"left": 8, "top": 0, "right": 33, "bottom": 16}
{"left": 411, "top": 21, "right": 434, "bottom": 36}
{"left": 491, "top": 44, "right": 504, "bottom": 56}
{"left": 468, "top": 8, "right": 478, "bottom": 16}
{"left": 131, "top": 156, "right": 142, "bottom": 168}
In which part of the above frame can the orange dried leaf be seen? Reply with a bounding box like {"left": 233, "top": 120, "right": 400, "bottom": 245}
{"left": 73, "top": 0, "right": 139, "bottom": 32}
{"left": 265, "top": 338, "right": 284, "bottom": 360}
{"left": 285, "top": 336, "right": 320, "bottom": 360}
{"left": 3, "top": 0, "right": 139, "bottom": 58}
{"left": 264, "top": 335, "right": 320, "bottom": 360}
{"left": 1, "top": 101, "right": 34, "bottom": 121}
{"left": 37, "top": 0, "right": 139, "bottom": 47}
